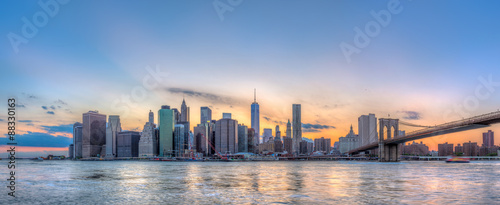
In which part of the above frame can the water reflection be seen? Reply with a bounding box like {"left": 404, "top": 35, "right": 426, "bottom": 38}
{"left": 3, "top": 160, "right": 500, "bottom": 204}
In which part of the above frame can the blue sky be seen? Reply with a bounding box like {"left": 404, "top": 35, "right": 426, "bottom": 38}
{"left": 1, "top": 0, "right": 500, "bottom": 156}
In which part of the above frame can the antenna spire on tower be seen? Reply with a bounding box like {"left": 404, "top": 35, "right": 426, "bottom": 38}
{"left": 254, "top": 88, "right": 256, "bottom": 103}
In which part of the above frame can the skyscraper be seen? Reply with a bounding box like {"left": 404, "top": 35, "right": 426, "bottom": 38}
{"left": 82, "top": 111, "right": 106, "bottom": 158}
{"left": 292, "top": 104, "right": 302, "bottom": 155}
{"left": 248, "top": 128, "right": 255, "bottom": 153}
{"left": 251, "top": 89, "right": 260, "bottom": 146}
{"left": 262, "top": 128, "right": 273, "bottom": 143}
{"left": 149, "top": 110, "right": 154, "bottom": 124}
{"left": 174, "top": 124, "right": 185, "bottom": 157}
{"left": 116, "top": 131, "right": 141, "bottom": 157}
{"left": 200, "top": 107, "right": 212, "bottom": 124}
{"left": 158, "top": 105, "right": 175, "bottom": 157}
{"left": 483, "top": 130, "right": 494, "bottom": 148}
{"left": 105, "top": 115, "right": 121, "bottom": 158}
{"left": 275, "top": 125, "right": 281, "bottom": 140}
{"left": 358, "top": 113, "right": 377, "bottom": 147}
{"left": 180, "top": 98, "right": 190, "bottom": 122}
{"left": 73, "top": 122, "right": 83, "bottom": 159}
{"left": 215, "top": 115, "right": 238, "bottom": 155}
{"left": 238, "top": 124, "right": 248, "bottom": 153}
{"left": 286, "top": 119, "right": 291, "bottom": 138}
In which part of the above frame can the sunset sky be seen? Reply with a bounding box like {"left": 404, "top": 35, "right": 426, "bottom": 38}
{"left": 1, "top": 0, "right": 500, "bottom": 157}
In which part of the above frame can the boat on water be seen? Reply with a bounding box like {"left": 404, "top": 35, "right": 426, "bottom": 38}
{"left": 31, "top": 157, "right": 44, "bottom": 161}
{"left": 446, "top": 156, "right": 470, "bottom": 163}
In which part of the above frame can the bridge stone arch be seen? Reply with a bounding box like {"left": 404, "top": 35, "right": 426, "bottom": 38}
{"left": 379, "top": 118, "right": 400, "bottom": 162}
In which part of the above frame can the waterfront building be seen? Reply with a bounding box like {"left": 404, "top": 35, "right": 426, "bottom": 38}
{"left": 483, "top": 130, "right": 494, "bottom": 148}
{"left": 262, "top": 128, "right": 273, "bottom": 143}
{"left": 139, "top": 120, "right": 157, "bottom": 157}
{"left": 105, "top": 115, "right": 121, "bottom": 158}
{"left": 258, "top": 140, "right": 274, "bottom": 154}
{"left": 338, "top": 125, "right": 359, "bottom": 154}
{"left": 174, "top": 124, "right": 185, "bottom": 157}
{"left": 455, "top": 144, "right": 463, "bottom": 154}
{"left": 158, "top": 105, "right": 175, "bottom": 157}
{"left": 73, "top": 122, "right": 83, "bottom": 158}
{"left": 314, "top": 137, "right": 331, "bottom": 153}
{"left": 251, "top": 89, "right": 260, "bottom": 147}
{"left": 82, "top": 111, "right": 106, "bottom": 158}
{"left": 299, "top": 140, "right": 308, "bottom": 155}
{"left": 479, "top": 145, "right": 498, "bottom": 156}
{"left": 194, "top": 122, "right": 212, "bottom": 156}
{"left": 238, "top": 124, "right": 249, "bottom": 153}
{"left": 68, "top": 144, "right": 74, "bottom": 159}
{"left": 176, "top": 121, "right": 190, "bottom": 154}
{"left": 116, "top": 131, "right": 141, "bottom": 157}
{"left": 358, "top": 113, "right": 377, "bottom": 147}
{"left": 283, "top": 136, "right": 293, "bottom": 154}
{"left": 274, "top": 134, "right": 283, "bottom": 153}
{"left": 438, "top": 142, "right": 454, "bottom": 156}
{"left": 463, "top": 141, "right": 479, "bottom": 156}
{"left": 402, "top": 141, "right": 429, "bottom": 156}
{"left": 215, "top": 115, "right": 238, "bottom": 155}
{"left": 172, "top": 108, "right": 181, "bottom": 123}
{"left": 200, "top": 107, "right": 212, "bottom": 124}
{"left": 292, "top": 104, "right": 302, "bottom": 155}
{"left": 247, "top": 128, "right": 256, "bottom": 153}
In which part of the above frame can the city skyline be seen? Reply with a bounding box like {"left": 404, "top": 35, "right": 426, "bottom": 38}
{"left": 2, "top": 1, "right": 500, "bottom": 157}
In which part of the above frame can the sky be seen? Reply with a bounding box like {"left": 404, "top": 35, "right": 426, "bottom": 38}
{"left": 1, "top": 0, "right": 500, "bottom": 157}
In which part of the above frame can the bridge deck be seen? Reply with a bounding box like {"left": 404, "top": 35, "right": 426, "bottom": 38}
{"left": 349, "top": 111, "right": 500, "bottom": 154}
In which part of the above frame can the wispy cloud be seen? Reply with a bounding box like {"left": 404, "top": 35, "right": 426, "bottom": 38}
{"left": 55, "top": 99, "right": 67, "bottom": 105}
{"left": 41, "top": 124, "right": 74, "bottom": 134}
{"left": 400, "top": 111, "right": 421, "bottom": 120}
{"left": 302, "top": 123, "right": 336, "bottom": 129}
{"left": 47, "top": 111, "right": 55, "bottom": 115}
{"left": 42, "top": 106, "right": 48, "bottom": 110}
{"left": 166, "top": 87, "right": 242, "bottom": 105}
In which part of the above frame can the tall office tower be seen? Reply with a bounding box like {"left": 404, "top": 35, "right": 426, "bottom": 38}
{"left": 286, "top": 119, "right": 292, "bottom": 138}
{"left": 292, "top": 104, "right": 302, "bottom": 155}
{"left": 139, "top": 111, "right": 157, "bottom": 157}
{"left": 200, "top": 107, "right": 212, "bottom": 124}
{"left": 247, "top": 128, "right": 255, "bottom": 153}
{"left": 180, "top": 98, "right": 190, "bottom": 122}
{"left": 483, "top": 130, "right": 494, "bottom": 148}
{"left": 105, "top": 115, "right": 122, "bottom": 158}
{"left": 82, "top": 111, "right": 106, "bottom": 158}
{"left": 172, "top": 108, "right": 181, "bottom": 123}
{"left": 68, "top": 144, "right": 74, "bottom": 159}
{"left": 238, "top": 124, "right": 248, "bottom": 153}
{"left": 215, "top": 116, "right": 239, "bottom": 155}
{"left": 158, "top": 105, "right": 175, "bottom": 157}
{"left": 116, "top": 131, "right": 141, "bottom": 157}
{"left": 275, "top": 125, "right": 281, "bottom": 140}
{"left": 149, "top": 110, "right": 154, "bottom": 124}
{"left": 194, "top": 123, "right": 211, "bottom": 156}
{"left": 251, "top": 89, "right": 260, "bottom": 147}
{"left": 176, "top": 121, "right": 190, "bottom": 153}
{"left": 283, "top": 136, "right": 293, "bottom": 154}
{"left": 73, "top": 122, "right": 83, "bottom": 158}
{"left": 358, "top": 113, "right": 377, "bottom": 147}
{"left": 263, "top": 128, "right": 273, "bottom": 143}
{"left": 174, "top": 124, "right": 185, "bottom": 157}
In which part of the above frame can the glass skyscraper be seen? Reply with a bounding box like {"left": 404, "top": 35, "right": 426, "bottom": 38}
{"left": 251, "top": 89, "right": 260, "bottom": 145}
{"left": 158, "top": 105, "right": 174, "bottom": 157}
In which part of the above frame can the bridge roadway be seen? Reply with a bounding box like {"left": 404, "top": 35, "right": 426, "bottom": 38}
{"left": 349, "top": 111, "right": 500, "bottom": 154}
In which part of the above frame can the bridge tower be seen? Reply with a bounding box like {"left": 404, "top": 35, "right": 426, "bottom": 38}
{"left": 378, "top": 118, "right": 400, "bottom": 162}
